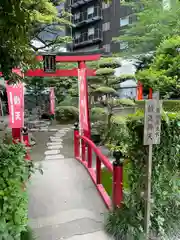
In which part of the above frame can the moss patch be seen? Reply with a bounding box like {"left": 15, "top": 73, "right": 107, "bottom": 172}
{"left": 101, "top": 161, "right": 131, "bottom": 197}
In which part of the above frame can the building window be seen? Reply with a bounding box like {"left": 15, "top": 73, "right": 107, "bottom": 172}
{"left": 120, "top": 41, "right": 128, "bottom": 50}
{"left": 102, "top": 2, "right": 110, "bottom": 9}
{"left": 88, "top": 27, "right": 95, "bottom": 36}
{"left": 103, "top": 44, "right": 110, "bottom": 52}
{"left": 74, "top": 12, "right": 80, "bottom": 20}
{"left": 102, "top": 22, "right": 110, "bottom": 31}
{"left": 120, "top": 16, "right": 129, "bottom": 27}
{"left": 87, "top": 6, "right": 94, "bottom": 15}
{"left": 75, "top": 32, "right": 81, "bottom": 39}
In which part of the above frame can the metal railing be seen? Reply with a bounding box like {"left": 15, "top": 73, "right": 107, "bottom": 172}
{"left": 71, "top": 0, "right": 94, "bottom": 8}
{"left": 72, "top": 6, "right": 102, "bottom": 25}
{"left": 73, "top": 29, "right": 102, "bottom": 46}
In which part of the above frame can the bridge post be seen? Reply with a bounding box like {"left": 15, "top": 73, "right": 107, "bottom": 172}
{"left": 12, "top": 128, "right": 22, "bottom": 143}
{"left": 74, "top": 123, "right": 79, "bottom": 159}
{"left": 22, "top": 127, "right": 31, "bottom": 161}
{"left": 22, "top": 127, "right": 31, "bottom": 147}
{"left": 112, "top": 150, "right": 123, "bottom": 208}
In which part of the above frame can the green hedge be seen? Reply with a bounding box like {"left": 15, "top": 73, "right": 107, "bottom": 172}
{"left": 55, "top": 106, "right": 79, "bottom": 123}
{"left": 135, "top": 100, "right": 180, "bottom": 112}
{"left": 105, "top": 112, "right": 180, "bottom": 239}
{"left": 0, "top": 143, "right": 33, "bottom": 239}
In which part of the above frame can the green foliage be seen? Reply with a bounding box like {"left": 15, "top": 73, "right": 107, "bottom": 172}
{"left": 114, "top": 0, "right": 180, "bottom": 55}
{"left": 59, "top": 95, "right": 78, "bottom": 107}
{"left": 136, "top": 100, "right": 180, "bottom": 112}
{"left": 20, "top": 226, "right": 36, "bottom": 240}
{"left": 87, "top": 57, "right": 121, "bottom": 69}
{"left": 96, "top": 68, "right": 115, "bottom": 76}
{"left": 98, "top": 58, "right": 121, "bottom": 69}
{"left": 0, "top": 0, "right": 71, "bottom": 79}
{"left": 91, "top": 120, "right": 107, "bottom": 143}
{"left": 55, "top": 106, "right": 79, "bottom": 123}
{"left": 136, "top": 36, "right": 180, "bottom": 98}
{"left": 115, "top": 74, "right": 135, "bottom": 83}
{"left": 109, "top": 98, "right": 135, "bottom": 107}
{"left": 24, "top": 77, "right": 47, "bottom": 94}
{"left": 93, "top": 86, "right": 117, "bottom": 95}
{"left": 105, "top": 112, "right": 180, "bottom": 239}
{"left": 0, "top": 143, "right": 34, "bottom": 239}
{"left": 90, "top": 107, "right": 107, "bottom": 122}
{"left": 101, "top": 164, "right": 130, "bottom": 198}
{"left": 55, "top": 77, "right": 77, "bottom": 103}
{"left": 133, "top": 54, "right": 154, "bottom": 72}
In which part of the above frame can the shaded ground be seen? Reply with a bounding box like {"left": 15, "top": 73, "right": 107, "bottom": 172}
{"left": 60, "top": 129, "right": 74, "bottom": 158}
{"left": 30, "top": 131, "right": 52, "bottom": 162}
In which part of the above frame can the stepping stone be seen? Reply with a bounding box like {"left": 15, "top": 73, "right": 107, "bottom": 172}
{"left": 29, "top": 129, "right": 38, "bottom": 132}
{"left": 55, "top": 132, "right": 65, "bottom": 135}
{"left": 47, "top": 142, "right": 63, "bottom": 146}
{"left": 39, "top": 128, "right": 48, "bottom": 132}
{"left": 45, "top": 154, "right": 64, "bottom": 160}
{"left": 54, "top": 133, "right": 65, "bottom": 137}
{"left": 48, "top": 129, "right": 58, "bottom": 132}
{"left": 50, "top": 137, "right": 62, "bottom": 142}
{"left": 47, "top": 145, "right": 63, "bottom": 150}
{"left": 45, "top": 150, "right": 61, "bottom": 155}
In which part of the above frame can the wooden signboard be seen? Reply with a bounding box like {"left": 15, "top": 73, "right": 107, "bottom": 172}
{"left": 143, "top": 99, "right": 162, "bottom": 240}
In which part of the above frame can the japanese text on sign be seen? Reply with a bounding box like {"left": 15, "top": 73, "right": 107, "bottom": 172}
{"left": 144, "top": 100, "right": 161, "bottom": 145}
{"left": 6, "top": 83, "right": 24, "bottom": 128}
{"left": 78, "top": 68, "right": 90, "bottom": 138}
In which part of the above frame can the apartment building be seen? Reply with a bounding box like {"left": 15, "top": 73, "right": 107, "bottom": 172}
{"left": 65, "top": 0, "right": 132, "bottom": 53}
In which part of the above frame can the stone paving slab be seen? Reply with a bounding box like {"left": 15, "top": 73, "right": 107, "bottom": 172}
{"left": 47, "top": 145, "right": 63, "bottom": 150}
{"left": 44, "top": 154, "right": 64, "bottom": 160}
{"left": 66, "top": 231, "right": 111, "bottom": 240}
{"left": 44, "top": 149, "right": 61, "bottom": 155}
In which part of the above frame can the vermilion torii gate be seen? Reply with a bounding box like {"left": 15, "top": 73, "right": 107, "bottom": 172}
{"left": 1, "top": 50, "right": 103, "bottom": 141}
{"left": 1, "top": 50, "right": 126, "bottom": 209}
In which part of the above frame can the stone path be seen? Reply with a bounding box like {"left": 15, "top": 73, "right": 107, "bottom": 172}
{"left": 28, "top": 126, "right": 110, "bottom": 240}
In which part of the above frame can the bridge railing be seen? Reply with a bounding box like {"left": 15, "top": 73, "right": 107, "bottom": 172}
{"left": 74, "top": 123, "right": 123, "bottom": 209}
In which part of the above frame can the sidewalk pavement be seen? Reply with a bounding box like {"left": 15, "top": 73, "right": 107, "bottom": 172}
{"left": 28, "top": 127, "right": 111, "bottom": 240}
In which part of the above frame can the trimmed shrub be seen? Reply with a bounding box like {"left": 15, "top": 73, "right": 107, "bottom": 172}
{"left": 55, "top": 106, "right": 79, "bottom": 123}
{"left": 105, "top": 112, "right": 180, "bottom": 239}
{"left": 0, "top": 143, "right": 34, "bottom": 239}
{"left": 90, "top": 107, "right": 107, "bottom": 122}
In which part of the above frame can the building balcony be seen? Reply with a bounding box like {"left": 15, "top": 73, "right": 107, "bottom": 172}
{"left": 73, "top": 29, "right": 102, "bottom": 48}
{"left": 72, "top": 6, "right": 102, "bottom": 27}
{"left": 71, "top": 0, "right": 94, "bottom": 9}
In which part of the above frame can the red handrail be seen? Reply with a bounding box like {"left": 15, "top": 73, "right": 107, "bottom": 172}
{"left": 74, "top": 126, "right": 123, "bottom": 209}
{"left": 80, "top": 135, "right": 113, "bottom": 172}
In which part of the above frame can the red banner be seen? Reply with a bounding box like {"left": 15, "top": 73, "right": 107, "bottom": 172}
{"left": 6, "top": 82, "right": 24, "bottom": 128}
{"left": 50, "top": 87, "right": 55, "bottom": 115}
{"left": 78, "top": 68, "right": 90, "bottom": 138}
